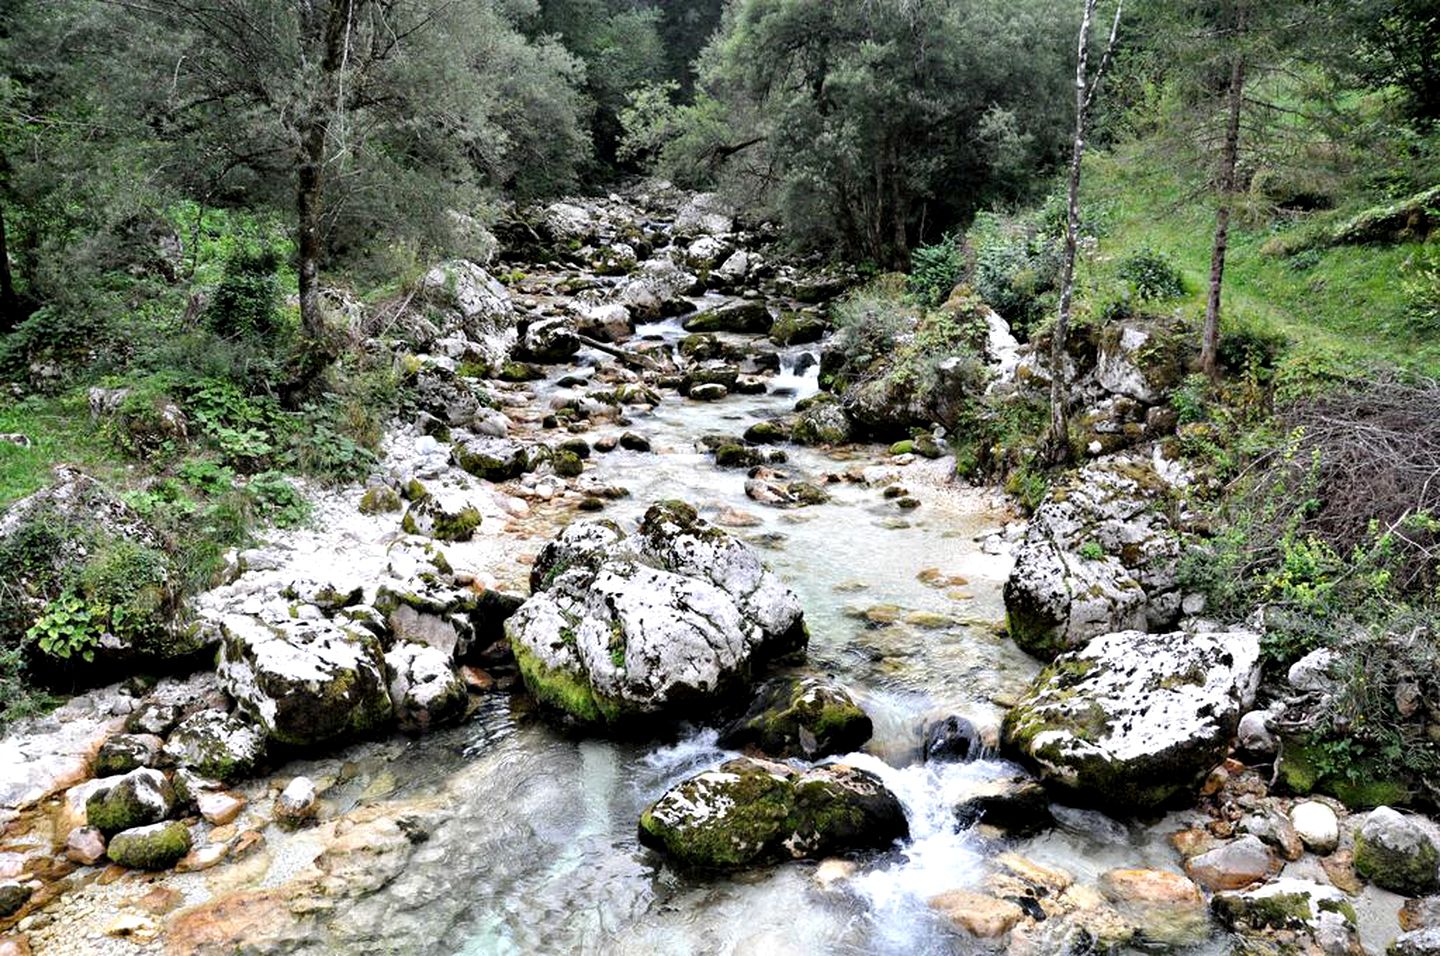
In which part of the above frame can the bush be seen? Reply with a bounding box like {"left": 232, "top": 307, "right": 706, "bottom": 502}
{"left": 205, "top": 248, "right": 285, "bottom": 341}
{"left": 907, "top": 234, "right": 964, "bottom": 307}
{"left": 1116, "top": 247, "right": 1185, "bottom": 300}
{"left": 966, "top": 212, "right": 1062, "bottom": 340}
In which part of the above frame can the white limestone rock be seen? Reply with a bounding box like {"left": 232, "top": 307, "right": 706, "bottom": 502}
{"left": 1002, "top": 628, "right": 1262, "bottom": 811}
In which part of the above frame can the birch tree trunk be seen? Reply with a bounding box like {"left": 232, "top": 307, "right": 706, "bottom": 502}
{"left": 1049, "top": 0, "right": 1122, "bottom": 463}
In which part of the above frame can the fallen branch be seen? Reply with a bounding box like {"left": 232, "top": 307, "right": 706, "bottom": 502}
{"left": 576, "top": 333, "right": 660, "bottom": 371}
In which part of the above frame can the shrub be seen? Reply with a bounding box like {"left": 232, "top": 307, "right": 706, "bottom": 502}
{"left": 966, "top": 212, "right": 1062, "bottom": 340}
{"left": 205, "top": 248, "right": 284, "bottom": 341}
{"left": 246, "top": 472, "right": 309, "bottom": 528}
{"left": 907, "top": 234, "right": 964, "bottom": 307}
{"left": 1116, "top": 247, "right": 1185, "bottom": 300}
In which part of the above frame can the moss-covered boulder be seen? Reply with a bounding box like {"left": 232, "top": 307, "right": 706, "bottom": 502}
{"left": 359, "top": 485, "right": 403, "bottom": 515}
{"left": 217, "top": 615, "right": 393, "bottom": 747}
{"left": 508, "top": 504, "right": 807, "bottom": 730}
{"left": 1003, "top": 455, "right": 1182, "bottom": 660}
{"left": 106, "top": 821, "right": 192, "bottom": 870}
{"left": 162, "top": 710, "right": 266, "bottom": 782}
{"left": 682, "top": 299, "right": 772, "bottom": 334}
{"left": 638, "top": 757, "right": 906, "bottom": 868}
{"left": 719, "top": 676, "right": 872, "bottom": 759}
{"left": 769, "top": 312, "right": 827, "bottom": 346}
{"left": 86, "top": 768, "right": 175, "bottom": 835}
{"left": 744, "top": 420, "right": 791, "bottom": 445}
{"left": 1354, "top": 807, "right": 1440, "bottom": 896}
{"left": 94, "top": 733, "right": 165, "bottom": 776}
{"left": 1002, "top": 628, "right": 1262, "bottom": 812}
{"left": 452, "top": 436, "right": 530, "bottom": 482}
{"left": 401, "top": 490, "right": 482, "bottom": 542}
{"left": 790, "top": 395, "right": 852, "bottom": 446}
{"left": 1211, "top": 878, "right": 1360, "bottom": 955}
{"left": 1094, "top": 317, "right": 1194, "bottom": 405}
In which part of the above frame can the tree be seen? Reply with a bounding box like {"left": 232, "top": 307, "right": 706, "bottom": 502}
{"left": 113, "top": 0, "right": 587, "bottom": 391}
{"left": 657, "top": 0, "right": 1076, "bottom": 267}
{"left": 1050, "top": 0, "right": 1124, "bottom": 461}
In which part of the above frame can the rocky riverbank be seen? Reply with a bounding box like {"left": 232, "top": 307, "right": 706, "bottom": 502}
{"left": 1, "top": 184, "right": 1436, "bottom": 955}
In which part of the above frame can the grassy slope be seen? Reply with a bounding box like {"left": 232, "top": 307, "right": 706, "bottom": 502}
{"left": 0, "top": 393, "right": 128, "bottom": 508}
{"left": 1083, "top": 141, "right": 1439, "bottom": 376}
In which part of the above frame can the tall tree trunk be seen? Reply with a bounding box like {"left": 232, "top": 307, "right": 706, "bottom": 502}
{"left": 1201, "top": 38, "right": 1246, "bottom": 379}
{"left": 0, "top": 201, "right": 17, "bottom": 335}
{"left": 289, "top": 0, "right": 355, "bottom": 397}
{"left": 1049, "top": 0, "right": 1122, "bottom": 463}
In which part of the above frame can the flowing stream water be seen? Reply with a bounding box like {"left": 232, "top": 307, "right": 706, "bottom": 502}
{"left": 9, "top": 300, "right": 1407, "bottom": 955}
{"left": 203, "top": 339, "right": 1233, "bottom": 955}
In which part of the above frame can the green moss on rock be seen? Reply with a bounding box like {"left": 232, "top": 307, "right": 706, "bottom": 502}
{"left": 107, "top": 821, "right": 191, "bottom": 870}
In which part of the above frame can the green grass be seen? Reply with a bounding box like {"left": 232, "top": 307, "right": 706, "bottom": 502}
{"left": 1081, "top": 143, "right": 1440, "bottom": 376}
{"left": 0, "top": 392, "right": 128, "bottom": 508}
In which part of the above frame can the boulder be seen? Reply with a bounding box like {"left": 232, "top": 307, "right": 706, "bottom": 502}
{"left": 401, "top": 490, "right": 482, "bottom": 542}
{"left": 674, "top": 192, "right": 734, "bottom": 237}
{"left": 1354, "top": 807, "right": 1440, "bottom": 895}
{"left": 94, "top": 734, "right": 165, "bottom": 776}
{"left": 618, "top": 257, "right": 698, "bottom": 320}
{"left": 107, "top": 821, "right": 192, "bottom": 870}
{"left": 1099, "top": 869, "right": 1209, "bottom": 947}
{"left": 0, "top": 882, "right": 32, "bottom": 918}
{"left": 688, "top": 383, "right": 728, "bottom": 402}
{"left": 217, "top": 616, "right": 393, "bottom": 747}
{"left": 682, "top": 300, "right": 772, "bottom": 334}
{"left": 1211, "top": 878, "right": 1361, "bottom": 955}
{"left": 769, "top": 313, "right": 827, "bottom": 347}
{"left": 1004, "top": 456, "right": 1182, "bottom": 659}
{"left": 508, "top": 503, "right": 806, "bottom": 729}
{"left": 518, "top": 316, "right": 580, "bottom": 364}
{"left": 1291, "top": 801, "right": 1341, "bottom": 855}
{"left": 574, "top": 303, "right": 633, "bottom": 343}
{"left": 718, "top": 677, "right": 872, "bottom": 759}
{"left": 275, "top": 776, "right": 319, "bottom": 826}
{"left": 928, "top": 890, "right": 1025, "bottom": 939}
{"left": 1002, "top": 628, "right": 1262, "bottom": 811}
{"left": 637, "top": 757, "right": 906, "bottom": 868}
{"left": 1185, "top": 836, "right": 1281, "bottom": 891}
{"left": 452, "top": 436, "right": 530, "bottom": 483}
{"left": 1095, "top": 319, "right": 1192, "bottom": 405}
{"left": 413, "top": 260, "right": 517, "bottom": 366}
{"left": 86, "top": 768, "right": 174, "bottom": 835}
{"left": 65, "top": 826, "right": 107, "bottom": 865}
{"left": 923, "top": 715, "right": 985, "bottom": 763}
{"left": 952, "top": 772, "right": 1053, "bottom": 836}
{"left": 0, "top": 466, "right": 187, "bottom": 664}
{"left": 163, "top": 711, "right": 266, "bottom": 782}
{"left": 1394, "top": 929, "right": 1440, "bottom": 956}
{"left": 385, "top": 642, "right": 468, "bottom": 735}
{"left": 790, "top": 396, "right": 852, "bottom": 446}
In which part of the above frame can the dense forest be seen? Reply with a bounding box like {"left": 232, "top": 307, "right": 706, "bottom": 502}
{"left": 2, "top": 1, "right": 1440, "bottom": 953}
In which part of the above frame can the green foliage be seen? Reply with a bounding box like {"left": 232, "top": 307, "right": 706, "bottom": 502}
{"left": 1170, "top": 373, "right": 1211, "bottom": 425}
{"left": 907, "top": 234, "right": 964, "bottom": 307}
{"left": 27, "top": 592, "right": 103, "bottom": 663}
{"left": 246, "top": 472, "right": 308, "bottom": 528}
{"left": 1401, "top": 244, "right": 1440, "bottom": 334}
{"left": 1077, "top": 541, "right": 1105, "bottom": 561}
{"left": 1116, "top": 247, "right": 1185, "bottom": 300}
{"left": 659, "top": 0, "right": 1076, "bottom": 264}
{"left": 966, "top": 212, "right": 1063, "bottom": 339}
{"left": 205, "top": 247, "right": 284, "bottom": 341}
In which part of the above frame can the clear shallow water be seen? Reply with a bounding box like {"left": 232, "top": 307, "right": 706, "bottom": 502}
{"left": 236, "top": 348, "right": 1242, "bottom": 955}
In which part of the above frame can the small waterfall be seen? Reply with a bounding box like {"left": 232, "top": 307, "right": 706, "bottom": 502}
{"left": 771, "top": 348, "right": 821, "bottom": 399}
